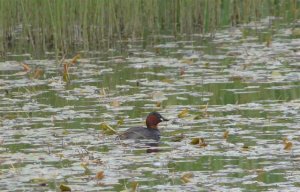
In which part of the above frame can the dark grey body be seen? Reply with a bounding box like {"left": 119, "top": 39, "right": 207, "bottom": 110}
{"left": 117, "top": 127, "right": 160, "bottom": 141}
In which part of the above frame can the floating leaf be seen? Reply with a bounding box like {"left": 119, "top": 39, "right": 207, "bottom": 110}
{"left": 155, "top": 47, "right": 160, "bottom": 54}
{"left": 199, "top": 138, "right": 207, "bottom": 147}
{"left": 178, "top": 108, "right": 189, "bottom": 118}
{"left": 22, "top": 63, "right": 30, "bottom": 72}
{"left": 152, "top": 91, "right": 167, "bottom": 101}
{"left": 190, "top": 138, "right": 200, "bottom": 145}
{"left": 60, "top": 184, "right": 71, "bottom": 192}
{"left": 100, "top": 122, "right": 116, "bottom": 135}
{"left": 80, "top": 162, "right": 89, "bottom": 169}
{"left": 241, "top": 144, "right": 250, "bottom": 151}
{"left": 171, "top": 133, "right": 185, "bottom": 142}
{"left": 271, "top": 70, "right": 282, "bottom": 77}
{"left": 179, "top": 67, "right": 185, "bottom": 76}
{"left": 55, "top": 153, "right": 64, "bottom": 159}
{"left": 161, "top": 78, "right": 173, "bottom": 83}
{"left": 223, "top": 130, "right": 229, "bottom": 139}
{"left": 117, "top": 118, "right": 124, "bottom": 127}
{"left": 62, "top": 129, "right": 70, "bottom": 135}
{"left": 283, "top": 138, "right": 292, "bottom": 150}
{"left": 63, "top": 63, "right": 70, "bottom": 82}
{"left": 181, "top": 58, "right": 194, "bottom": 65}
{"left": 95, "top": 171, "right": 104, "bottom": 180}
{"left": 198, "top": 103, "right": 209, "bottom": 118}
{"left": 265, "top": 36, "right": 272, "bottom": 47}
{"left": 156, "top": 101, "right": 161, "bottom": 107}
{"left": 71, "top": 53, "right": 80, "bottom": 64}
{"left": 99, "top": 88, "right": 107, "bottom": 96}
{"left": 81, "top": 162, "right": 92, "bottom": 175}
{"left": 63, "top": 63, "right": 69, "bottom": 74}
{"left": 32, "top": 67, "right": 43, "bottom": 79}
{"left": 227, "top": 51, "right": 241, "bottom": 56}
{"left": 292, "top": 28, "right": 300, "bottom": 37}
{"left": 111, "top": 100, "right": 120, "bottom": 107}
{"left": 194, "top": 111, "right": 209, "bottom": 119}
{"left": 131, "top": 181, "right": 139, "bottom": 192}
{"left": 120, "top": 181, "right": 139, "bottom": 192}
{"left": 190, "top": 138, "right": 207, "bottom": 147}
{"left": 30, "top": 178, "right": 47, "bottom": 183}
{"left": 284, "top": 141, "right": 293, "bottom": 150}
{"left": 242, "top": 63, "right": 251, "bottom": 70}
{"left": 181, "top": 172, "right": 194, "bottom": 183}
{"left": 229, "top": 76, "right": 243, "bottom": 81}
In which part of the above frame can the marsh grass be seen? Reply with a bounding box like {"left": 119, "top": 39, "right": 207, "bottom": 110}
{"left": 0, "top": 0, "right": 298, "bottom": 57}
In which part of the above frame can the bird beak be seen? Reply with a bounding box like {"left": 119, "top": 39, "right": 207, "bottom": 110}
{"left": 161, "top": 116, "right": 169, "bottom": 122}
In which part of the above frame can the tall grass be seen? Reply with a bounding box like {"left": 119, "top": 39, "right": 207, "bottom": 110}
{"left": 0, "top": 0, "right": 298, "bottom": 57}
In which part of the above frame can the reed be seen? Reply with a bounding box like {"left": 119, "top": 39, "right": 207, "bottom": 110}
{"left": 0, "top": 0, "right": 298, "bottom": 57}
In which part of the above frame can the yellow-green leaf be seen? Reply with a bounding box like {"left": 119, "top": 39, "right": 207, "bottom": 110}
{"left": 178, "top": 108, "right": 189, "bottom": 118}
{"left": 100, "top": 122, "right": 116, "bottom": 135}
{"left": 190, "top": 138, "right": 200, "bottom": 145}
{"left": 60, "top": 184, "right": 71, "bottom": 192}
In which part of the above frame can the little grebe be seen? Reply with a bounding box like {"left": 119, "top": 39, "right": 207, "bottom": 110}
{"left": 116, "top": 112, "right": 168, "bottom": 141}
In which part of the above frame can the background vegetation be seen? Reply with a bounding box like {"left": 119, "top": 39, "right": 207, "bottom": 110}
{"left": 0, "top": 0, "right": 298, "bottom": 57}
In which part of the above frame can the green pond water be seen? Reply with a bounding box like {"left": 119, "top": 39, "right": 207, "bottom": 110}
{"left": 1, "top": 17, "right": 300, "bottom": 191}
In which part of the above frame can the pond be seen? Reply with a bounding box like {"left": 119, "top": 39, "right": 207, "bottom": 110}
{"left": 1, "top": 17, "right": 300, "bottom": 191}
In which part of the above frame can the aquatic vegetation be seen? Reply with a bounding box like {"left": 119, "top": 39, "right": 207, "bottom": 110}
{"left": 0, "top": 3, "right": 300, "bottom": 191}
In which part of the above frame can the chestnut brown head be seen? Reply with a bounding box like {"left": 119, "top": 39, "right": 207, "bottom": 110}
{"left": 146, "top": 112, "right": 168, "bottom": 129}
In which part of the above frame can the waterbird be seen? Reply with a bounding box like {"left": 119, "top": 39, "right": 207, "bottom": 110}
{"left": 116, "top": 112, "right": 168, "bottom": 142}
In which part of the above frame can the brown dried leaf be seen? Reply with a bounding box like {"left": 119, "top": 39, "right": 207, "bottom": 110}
{"left": 155, "top": 47, "right": 160, "bottom": 54}
{"left": 95, "top": 171, "right": 104, "bottom": 180}
{"left": 229, "top": 76, "right": 243, "bottom": 81}
{"left": 22, "top": 63, "right": 31, "bottom": 72}
{"left": 179, "top": 67, "right": 185, "bottom": 76}
{"left": 33, "top": 67, "right": 43, "bottom": 79}
{"left": 223, "top": 130, "right": 229, "bottom": 140}
{"left": 71, "top": 53, "right": 80, "bottom": 65}
{"left": 284, "top": 141, "right": 293, "bottom": 150}
{"left": 63, "top": 63, "right": 69, "bottom": 74}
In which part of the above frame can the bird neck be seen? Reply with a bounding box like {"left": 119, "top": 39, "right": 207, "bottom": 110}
{"left": 147, "top": 125, "right": 158, "bottom": 129}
